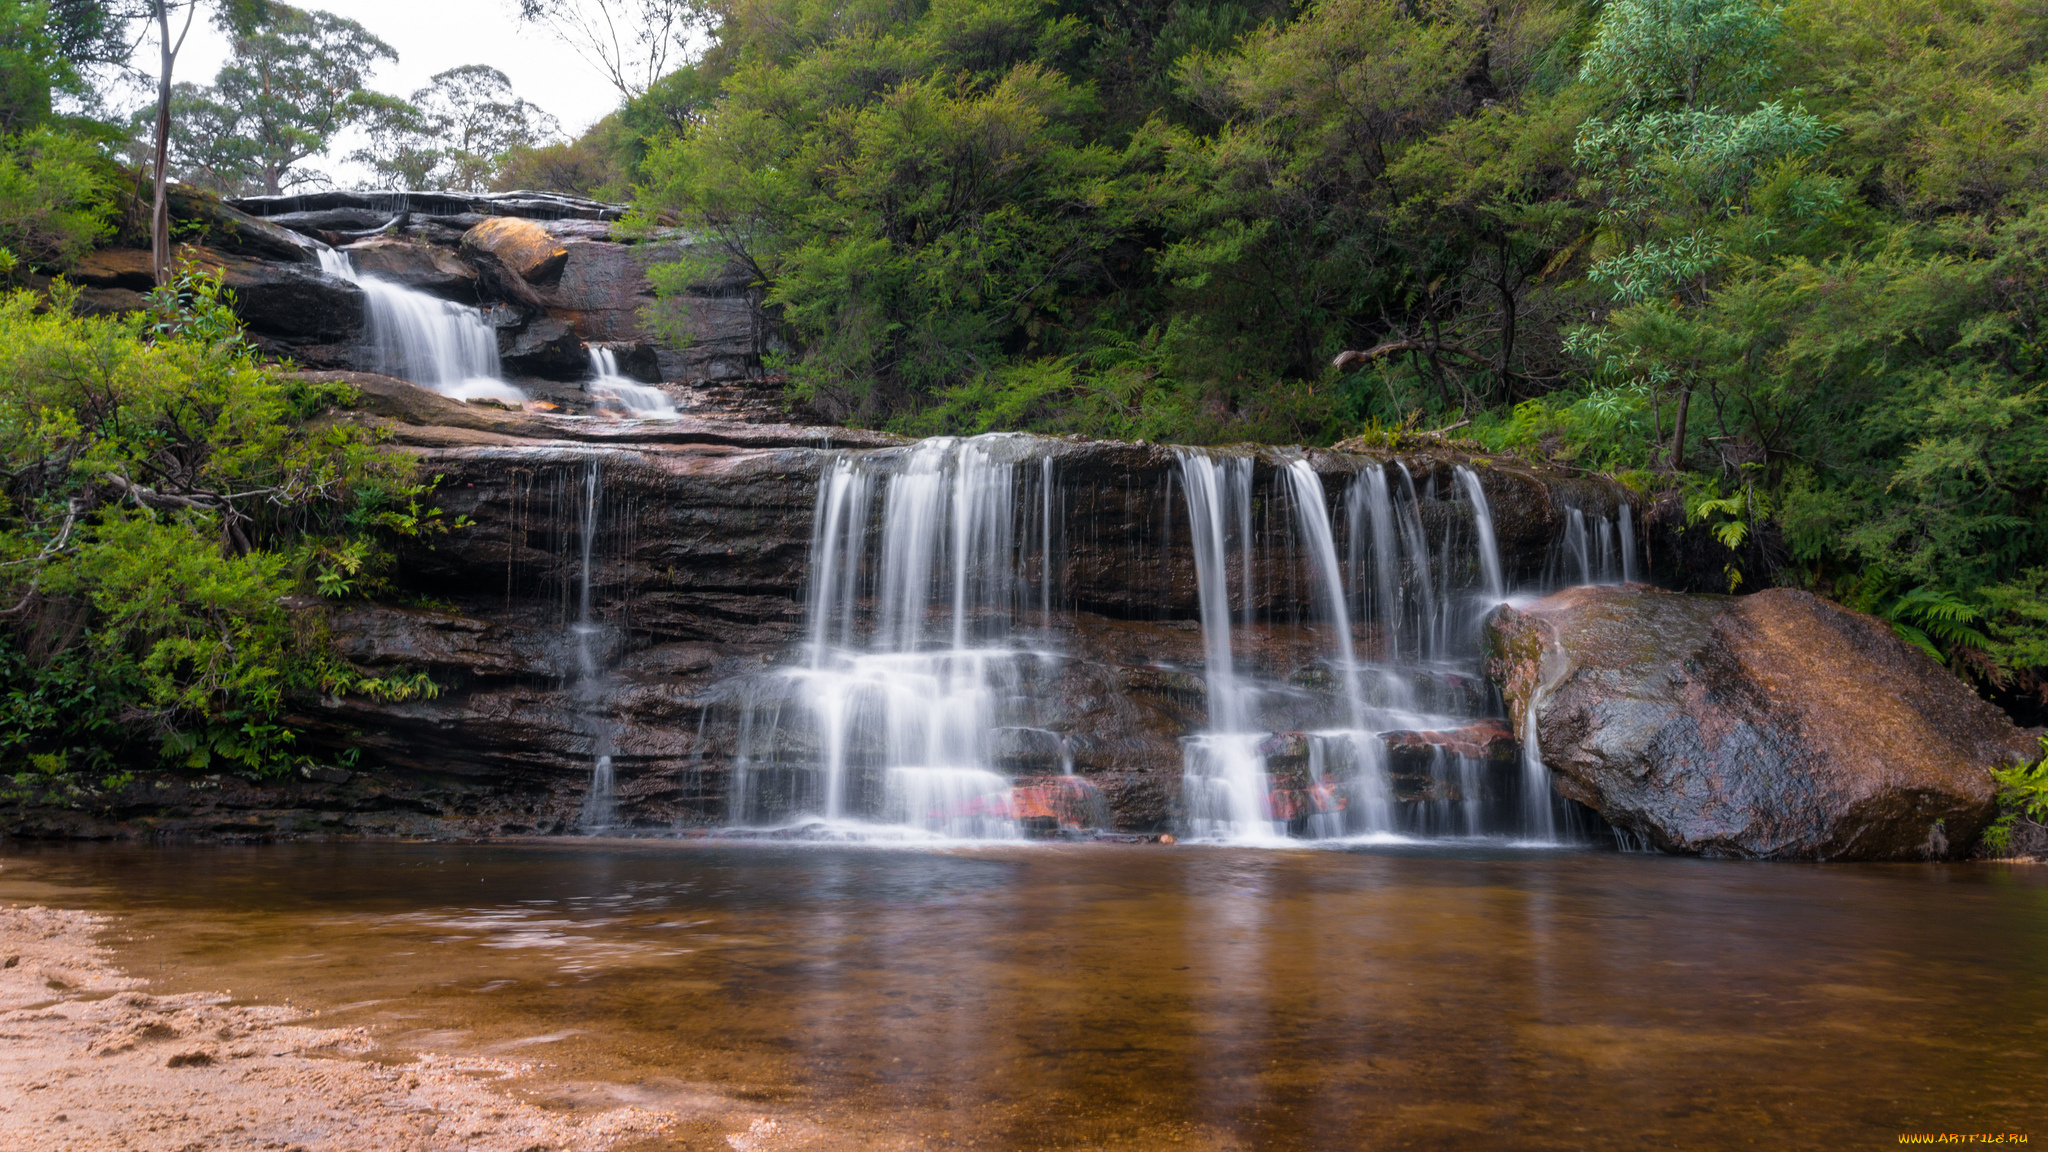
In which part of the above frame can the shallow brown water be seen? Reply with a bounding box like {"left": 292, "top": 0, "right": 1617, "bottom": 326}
{"left": 2, "top": 840, "right": 2043, "bottom": 1150}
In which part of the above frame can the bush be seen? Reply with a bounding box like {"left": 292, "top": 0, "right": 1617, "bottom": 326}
{"left": 0, "top": 267, "right": 449, "bottom": 800}
{"left": 0, "top": 128, "right": 114, "bottom": 273}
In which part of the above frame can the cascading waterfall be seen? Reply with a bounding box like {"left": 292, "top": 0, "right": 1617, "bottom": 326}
{"left": 316, "top": 248, "right": 523, "bottom": 403}
{"left": 715, "top": 435, "right": 1638, "bottom": 845}
{"left": 1454, "top": 466, "right": 1507, "bottom": 603}
{"left": 586, "top": 348, "right": 679, "bottom": 418}
{"left": 1171, "top": 452, "right": 1588, "bottom": 845}
{"left": 729, "top": 436, "right": 1069, "bottom": 838}
{"left": 1550, "top": 505, "right": 1637, "bottom": 587}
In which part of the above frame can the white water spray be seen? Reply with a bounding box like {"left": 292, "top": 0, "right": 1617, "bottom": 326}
{"left": 317, "top": 248, "right": 523, "bottom": 403}
{"left": 732, "top": 437, "right": 1079, "bottom": 837}
{"left": 586, "top": 348, "right": 679, "bottom": 418}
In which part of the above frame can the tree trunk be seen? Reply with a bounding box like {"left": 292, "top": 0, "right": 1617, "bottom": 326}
{"left": 1495, "top": 241, "right": 1516, "bottom": 405}
{"left": 151, "top": 1, "right": 174, "bottom": 286}
{"left": 1669, "top": 384, "right": 1692, "bottom": 471}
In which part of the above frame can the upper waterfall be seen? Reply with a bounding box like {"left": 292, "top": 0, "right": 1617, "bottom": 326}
{"left": 316, "top": 248, "right": 524, "bottom": 403}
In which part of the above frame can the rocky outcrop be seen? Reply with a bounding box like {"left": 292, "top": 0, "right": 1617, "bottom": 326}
{"left": 462, "top": 217, "right": 569, "bottom": 285}
{"left": 67, "top": 244, "right": 367, "bottom": 361}
{"left": 3, "top": 372, "right": 1640, "bottom": 840}
{"left": 273, "top": 379, "right": 1625, "bottom": 833}
{"left": 70, "top": 186, "right": 775, "bottom": 388}
{"left": 1485, "top": 584, "right": 2036, "bottom": 859}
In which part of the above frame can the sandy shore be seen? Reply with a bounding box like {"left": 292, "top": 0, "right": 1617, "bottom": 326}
{"left": 0, "top": 904, "right": 677, "bottom": 1151}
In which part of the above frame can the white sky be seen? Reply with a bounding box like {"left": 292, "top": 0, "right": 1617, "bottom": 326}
{"left": 117, "top": 0, "right": 634, "bottom": 187}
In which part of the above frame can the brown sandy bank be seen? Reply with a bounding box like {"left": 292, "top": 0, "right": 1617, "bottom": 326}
{"left": 0, "top": 904, "right": 676, "bottom": 1151}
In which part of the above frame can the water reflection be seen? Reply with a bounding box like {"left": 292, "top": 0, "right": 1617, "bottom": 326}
{"left": 2, "top": 841, "right": 2043, "bottom": 1148}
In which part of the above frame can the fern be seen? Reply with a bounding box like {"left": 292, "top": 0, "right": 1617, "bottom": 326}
{"left": 1880, "top": 585, "right": 1991, "bottom": 661}
{"left": 1984, "top": 738, "right": 2048, "bottom": 855}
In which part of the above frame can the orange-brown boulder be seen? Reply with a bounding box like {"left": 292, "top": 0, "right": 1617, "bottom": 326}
{"left": 1486, "top": 585, "right": 2035, "bottom": 859}
{"left": 460, "top": 217, "right": 568, "bottom": 284}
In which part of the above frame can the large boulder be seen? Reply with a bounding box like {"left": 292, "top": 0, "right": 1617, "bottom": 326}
{"left": 208, "top": 253, "right": 364, "bottom": 344}
{"left": 461, "top": 217, "right": 568, "bottom": 284}
{"left": 1486, "top": 584, "right": 2035, "bottom": 859}
{"left": 499, "top": 314, "right": 587, "bottom": 379}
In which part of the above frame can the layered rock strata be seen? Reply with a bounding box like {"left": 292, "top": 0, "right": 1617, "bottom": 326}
{"left": 9, "top": 375, "right": 1637, "bottom": 839}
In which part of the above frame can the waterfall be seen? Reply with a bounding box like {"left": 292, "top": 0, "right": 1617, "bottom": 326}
{"left": 1282, "top": 459, "right": 1364, "bottom": 729}
{"left": 1167, "top": 450, "right": 1575, "bottom": 844}
{"left": 1175, "top": 450, "right": 1277, "bottom": 841}
{"left": 572, "top": 463, "right": 618, "bottom": 830}
{"left": 1567, "top": 508, "right": 1592, "bottom": 586}
{"left": 586, "top": 348, "right": 679, "bottom": 419}
{"left": 1455, "top": 466, "right": 1506, "bottom": 603}
{"left": 316, "top": 248, "right": 523, "bottom": 403}
{"left": 731, "top": 436, "right": 1078, "bottom": 838}
{"left": 1519, "top": 705, "right": 1554, "bottom": 842}
{"left": 1553, "top": 506, "right": 1634, "bottom": 587}
{"left": 727, "top": 437, "right": 1590, "bottom": 845}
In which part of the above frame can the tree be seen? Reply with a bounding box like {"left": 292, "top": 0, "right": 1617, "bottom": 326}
{"left": 0, "top": 0, "right": 78, "bottom": 133}
{"left": 349, "top": 65, "right": 560, "bottom": 192}
{"left": 142, "top": 0, "right": 267, "bottom": 283}
{"left": 161, "top": 4, "right": 397, "bottom": 195}
{"left": 514, "top": 0, "right": 710, "bottom": 99}
{"left": 1570, "top": 0, "right": 1831, "bottom": 469}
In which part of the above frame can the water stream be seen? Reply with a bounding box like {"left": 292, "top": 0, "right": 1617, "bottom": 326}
{"left": 317, "top": 248, "right": 524, "bottom": 402}
{"left": 571, "top": 463, "right": 618, "bottom": 830}
{"left": 728, "top": 437, "right": 1061, "bottom": 838}
{"left": 585, "top": 347, "right": 679, "bottom": 418}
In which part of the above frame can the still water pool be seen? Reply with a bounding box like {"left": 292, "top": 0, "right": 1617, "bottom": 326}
{"left": 2, "top": 840, "right": 2043, "bottom": 1149}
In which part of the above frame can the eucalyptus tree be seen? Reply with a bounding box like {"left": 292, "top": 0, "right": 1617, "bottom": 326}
{"left": 163, "top": 4, "right": 400, "bottom": 195}
{"left": 512, "top": 0, "right": 710, "bottom": 98}
{"left": 349, "top": 65, "right": 559, "bottom": 192}
{"left": 139, "top": 0, "right": 268, "bottom": 280}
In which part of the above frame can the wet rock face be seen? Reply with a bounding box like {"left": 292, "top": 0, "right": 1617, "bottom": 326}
{"left": 1486, "top": 585, "right": 2035, "bottom": 859}
{"left": 9, "top": 375, "right": 1636, "bottom": 839}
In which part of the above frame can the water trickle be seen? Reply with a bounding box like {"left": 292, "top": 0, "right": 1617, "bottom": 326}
{"left": 1549, "top": 505, "right": 1634, "bottom": 587}
{"left": 317, "top": 248, "right": 523, "bottom": 403}
{"left": 586, "top": 348, "right": 679, "bottom": 418}
{"left": 1519, "top": 698, "right": 1556, "bottom": 843}
{"left": 1566, "top": 508, "right": 1593, "bottom": 586}
{"left": 1454, "top": 467, "right": 1506, "bottom": 603}
{"left": 1620, "top": 505, "right": 1638, "bottom": 584}
{"left": 571, "top": 463, "right": 618, "bottom": 831}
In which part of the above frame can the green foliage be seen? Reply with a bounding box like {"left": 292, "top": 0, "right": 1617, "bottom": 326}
{"left": 608, "top": 0, "right": 2048, "bottom": 701}
{"left": 0, "top": 266, "right": 448, "bottom": 796}
{"left": 0, "top": 127, "right": 113, "bottom": 272}
{"left": 1578, "top": 0, "right": 1784, "bottom": 110}
{"left": 1467, "top": 383, "right": 1656, "bottom": 470}
{"left": 1983, "top": 738, "right": 2048, "bottom": 854}
{"left": 349, "top": 65, "right": 561, "bottom": 193}
{"left": 159, "top": 2, "right": 400, "bottom": 195}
